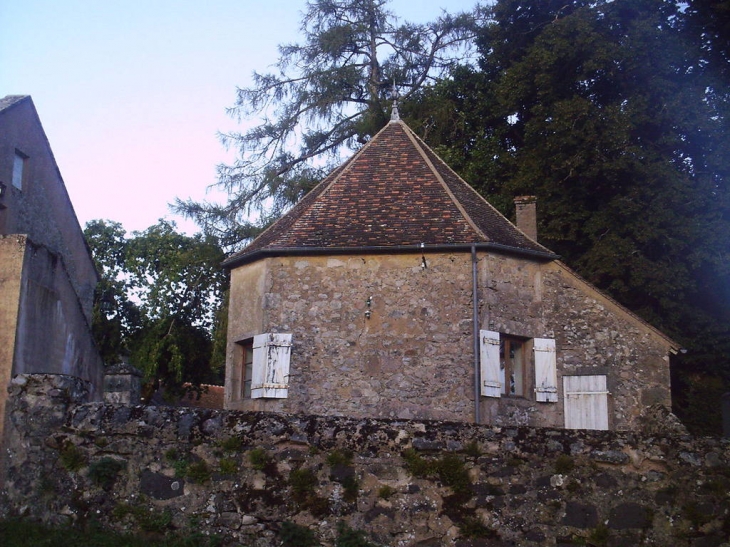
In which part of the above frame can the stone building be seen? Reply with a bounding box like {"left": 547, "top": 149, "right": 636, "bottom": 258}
{"left": 0, "top": 95, "right": 103, "bottom": 438}
{"left": 223, "top": 113, "right": 678, "bottom": 431}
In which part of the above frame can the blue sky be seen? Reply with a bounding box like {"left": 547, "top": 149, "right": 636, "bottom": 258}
{"left": 1, "top": 0, "right": 480, "bottom": 235}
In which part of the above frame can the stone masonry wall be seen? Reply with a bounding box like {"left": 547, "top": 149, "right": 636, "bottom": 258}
{"left": 226, "top": 252, "right": 673, "bottom": 431}
{"left": 3, "top": 374, "right": 729, "bottom": 547}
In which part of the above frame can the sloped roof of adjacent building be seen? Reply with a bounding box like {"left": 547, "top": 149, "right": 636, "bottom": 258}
{"left": 224, "top": 118, "right": 558, "bottom": 268}
{"left": 0, "top": 95, "right": 30, "bottom": 113}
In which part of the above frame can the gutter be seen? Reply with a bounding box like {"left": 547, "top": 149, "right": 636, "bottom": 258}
{"left": 223, "top": 242, "right": 559, "bottom": 270}
{"left": 472, "top": 245, "right": 481, "bottom": 424}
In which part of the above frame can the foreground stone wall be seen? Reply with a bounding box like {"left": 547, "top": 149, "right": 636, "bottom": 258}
{"left": 3, "top": 374, "right": 729, "bottom": 547}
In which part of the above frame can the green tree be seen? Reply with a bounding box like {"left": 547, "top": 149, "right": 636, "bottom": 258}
{"left": 85, "top": 220, "right": 229, "bottom": 399}
{"left": 175, "top": 0, "right": 484, "bottom": 248}
{"left": 408, "top": 0, "right": 730, "bottom": 433}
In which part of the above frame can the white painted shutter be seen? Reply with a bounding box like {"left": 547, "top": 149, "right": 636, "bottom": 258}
{"left": 480, "top": 330, "right": 501, "bottom": 398}
{"left": 251, "top": 333, "right": 292, "bottom": 399}
{"left": 533, "top": 338, "right": 558, "bottom": 402}
{"left": 563, "top": 375, "right": 609, "bottom": 430}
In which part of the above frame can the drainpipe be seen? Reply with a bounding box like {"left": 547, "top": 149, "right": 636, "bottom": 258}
{"left": 472, "top": 244, "right": 481, "bottom": 424}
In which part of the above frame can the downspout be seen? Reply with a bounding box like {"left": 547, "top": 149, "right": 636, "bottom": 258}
{"left": 472, "top": 244, "right": 481, "bottom": 424}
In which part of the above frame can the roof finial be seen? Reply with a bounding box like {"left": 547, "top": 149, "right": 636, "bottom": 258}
{"left": 390, "top": 82, "right": 400, "bottom": 122}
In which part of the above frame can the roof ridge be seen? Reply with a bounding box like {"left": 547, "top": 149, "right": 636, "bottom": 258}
{"left": 399, "top": 121, "right": 488, "bottom": 242}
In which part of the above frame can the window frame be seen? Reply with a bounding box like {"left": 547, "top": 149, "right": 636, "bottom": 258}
{"left": 480, "top": 331, "right": 557, "bottom": 402}
{"left": 12, "top": 149, "right": 27, "bottom": 190}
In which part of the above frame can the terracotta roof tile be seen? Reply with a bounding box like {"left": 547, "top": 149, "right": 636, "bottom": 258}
{"left": 225, "top": 120, "right": 555, "bottom": 267}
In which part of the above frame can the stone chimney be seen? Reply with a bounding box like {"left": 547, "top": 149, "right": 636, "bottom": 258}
{"left": 514, "top": 196, "right": 538, "bottom": 241}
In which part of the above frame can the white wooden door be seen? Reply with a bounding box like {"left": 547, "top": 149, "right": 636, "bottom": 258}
{"left": 563, "top": 375, "right": 609, "bottom": 430}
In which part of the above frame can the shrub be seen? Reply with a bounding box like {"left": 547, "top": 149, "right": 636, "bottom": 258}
{"left": 554, "top": 455, "right": 575, "bottom": 474}
{"left": 248, "top": 447, "right": 270, "bottom": 470}
{"left": 219, "top": 457, "right": 238, "bottom": 475}
{"left": 59, "top": 444, "right": 86, "bottom": 472}
{"left": 280, "top": 521, "right": 319, "bottom": 547}
{"left": 88, "top": 457, "right": 126, "bottom": 490}
{"left": 220, "top": 436, "right": 243, "bottom": 452}
{"left": 377, "top": 485, "right": 396, "bottom": 500}
{"left": 289, "top": 468, "right": 318, "bottom": 502}
{"left": 335, "top": 522, "right": 379, "bottom": 547}
{"left": 186, "top": 461, "right": 211, "bottom": 484}
{"left": 326, "top": 449, "right": 353, "bottom": 466}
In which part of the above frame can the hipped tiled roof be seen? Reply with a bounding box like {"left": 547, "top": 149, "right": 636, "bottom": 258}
{"left": 224, "top": 119, "right": 556, "bottom": 268}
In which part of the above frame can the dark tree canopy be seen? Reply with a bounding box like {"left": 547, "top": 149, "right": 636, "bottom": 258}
{"left": 175, "top": 0, "right": 485, "bottom": 248}
{"left": 404, "top": 0, "right": 730, "bottom": 434}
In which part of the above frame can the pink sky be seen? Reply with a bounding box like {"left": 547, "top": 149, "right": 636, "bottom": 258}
{"left": 1, "top": 0, "right": 480, "bottom": 235}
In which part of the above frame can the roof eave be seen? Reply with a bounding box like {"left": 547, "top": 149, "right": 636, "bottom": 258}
{"left": 222, "top": 242, "right": 559, "bottom": 270}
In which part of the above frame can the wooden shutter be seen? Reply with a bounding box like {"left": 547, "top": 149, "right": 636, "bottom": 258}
{"left": 533, "top": 338, "right": 558, "bottom": 402}
{"left": 251, "top": 333, "right": 292, "bottom": 399}
{"left": 480, "top": 330, "right": 501, "bottom": 398}
{"left": 563, "top": 375, "right": 609, "bottom": 430}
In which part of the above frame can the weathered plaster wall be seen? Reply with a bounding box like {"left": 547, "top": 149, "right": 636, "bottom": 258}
{"left": 11, "top": 240, "right": 103, "bottom": 399}
{"left": 0, "top": 97, "right": 97, "bottom": 321}
{"left": 2, "top": 374, "right": 728, "bottom": 547}
{"left": 0, "top": 235, "right": 26, "bottom": 445}
{"left": 226, "top": 252, "right": 673, "bottom": 430}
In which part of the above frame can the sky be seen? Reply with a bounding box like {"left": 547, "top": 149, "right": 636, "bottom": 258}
{"left": 1, "top": 0, "right": 480, "bottom": 236}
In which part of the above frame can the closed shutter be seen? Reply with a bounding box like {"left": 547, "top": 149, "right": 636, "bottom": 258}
{"left": 534, "top": 338, "right": 558, "bottom": 402}
{"left": 480, "top": 330, "right": 501, "bottom": 398}
{"left": 563, "top": 375, "right": 609, "bottom": 430}
{"left": 251, "top": 333, "right": 292, "bottom": 399}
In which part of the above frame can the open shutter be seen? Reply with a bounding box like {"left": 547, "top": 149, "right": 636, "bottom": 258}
{"left": 250, "top": 334, "right": 269, "bottom": 399}
{"left": 480, "top": 330, "right": 501, "bottom": 398}
{"left": 250, "top": 333, "right": 292, "bottom": 399}
{"left": 534, "top": 338, "right": 558, "bottom": 402}
{"left": 263, "top": 333, "right": 292, "bottom": 398}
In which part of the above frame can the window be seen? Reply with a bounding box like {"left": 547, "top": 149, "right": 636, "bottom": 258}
{"left": 480, "top": 331, "right": 558, "bottom": 401}
{"left": 239, "top": 333, "right": 292, "bottom": 399}
{"left": 241, "top": 340, "right": 254, "bottom": 398}
{"left": 12, "top": 150, "right": 27, "bottom": 190}
{"left": 501, "top": 336, "right": 525, "bottom": 396}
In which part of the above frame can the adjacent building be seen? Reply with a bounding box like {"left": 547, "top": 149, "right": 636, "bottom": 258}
{"left": 0, "top": 95, "right": 103, "bottom": 437}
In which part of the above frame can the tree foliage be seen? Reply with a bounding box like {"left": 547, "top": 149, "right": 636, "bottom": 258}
{"left": 175, "top": 0, "right": 485, "bottom": 248}
{"left": 85, "top": 220, "right": 228, "bottom": 398}
{"left": 405, "top": 0, "right": 730, "bottom": 433}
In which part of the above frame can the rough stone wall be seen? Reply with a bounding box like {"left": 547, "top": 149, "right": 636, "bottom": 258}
{"left": 226, "top": 252, "right": 673, "bottom": 430}
{"left": 542, "top": 263, "right": 673, "bottom": 430}
{"left": 227, "top": 253, "right": 476, "bottom": 421}
{"left": 2, "top": 374, "right": 729, "bottom": 547}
